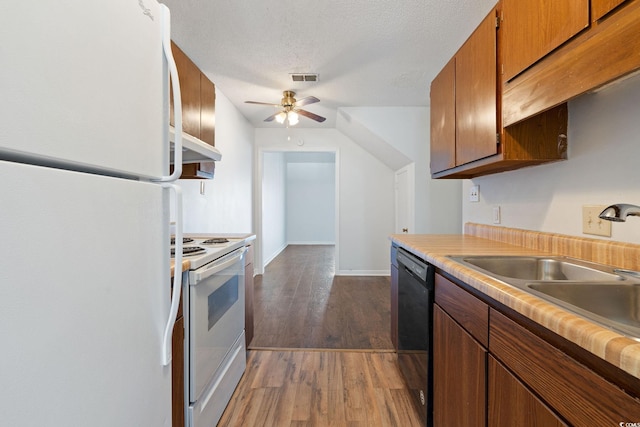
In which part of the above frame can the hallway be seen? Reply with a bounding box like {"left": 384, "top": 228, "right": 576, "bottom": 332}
{"left": 250, "top": 245, "right": 393, "bottom": 350}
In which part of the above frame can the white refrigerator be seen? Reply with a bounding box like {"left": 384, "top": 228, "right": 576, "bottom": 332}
{"left": 0, "top": 1, "right": 185, "bottom": 426}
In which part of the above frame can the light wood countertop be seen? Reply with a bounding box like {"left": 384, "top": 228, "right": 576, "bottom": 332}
{"left": 391, "top": 223, "right": 640, "bottom": 380}
{"left": 170, "top": 259, "right": 190, "bottom": 277}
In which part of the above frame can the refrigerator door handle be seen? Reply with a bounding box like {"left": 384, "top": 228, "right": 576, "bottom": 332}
{"left": 155, "top": 4, "right": 182, "bottom": 183}
{"left": 162, "top": 183, "right": 182, "bottom": 366}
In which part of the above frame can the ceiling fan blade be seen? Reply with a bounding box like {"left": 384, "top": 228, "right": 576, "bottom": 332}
{"left": 264, "top": 113, "right": 279, "bottom": 122}
{"left": 296, "top": 109, "right": 326, "bottom": 123}
{"left": 245, "top": 101, "right": 281, "bottom": 107}
{"left": 295, "top": 96, "right": 320, "bottom": 107}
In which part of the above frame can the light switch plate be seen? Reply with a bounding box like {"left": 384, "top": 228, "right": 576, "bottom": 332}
{"left": 469, "top": 185, "right": 479, "bottom": 202}
{"left": 582, "top": 205, "right": 611, "bottom": 237}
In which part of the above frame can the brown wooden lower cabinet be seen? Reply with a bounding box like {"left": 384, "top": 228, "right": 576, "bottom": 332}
{"left": 171, "top": 315, "right": 185, "bottom": 427}
{"left": 433, "top": 304, "right": 486, "bottom": 426}
{"left": 488, "top": 355, "right": 567, "bottom": 426}
{"left": 432, "top": 272, "right": 640, "bottom": 426}
{"left": 171, "top": 274, "right": 185, "bottom": 427}
{"left": 490, "top": 309, "right": 640, "bottom": 425}
{"left": 244, "top": 243, "right": 254, "bottom": 347}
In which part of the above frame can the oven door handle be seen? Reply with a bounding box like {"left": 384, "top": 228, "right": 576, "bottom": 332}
{"left": 192, "top": 247, "right": 247, "bottom": 283}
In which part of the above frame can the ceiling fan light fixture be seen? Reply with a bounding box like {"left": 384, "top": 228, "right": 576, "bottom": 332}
{"left": 275, "top": 111, "right": 287, "bottom": 124}
{"left": 287, "top": 111, "right": 299, "bottom": 126}
{"left": 245, "top": 90, "right": 325, "bottom": 125}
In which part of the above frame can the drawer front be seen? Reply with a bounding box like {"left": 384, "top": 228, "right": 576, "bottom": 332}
{"left": 490, "top": 309, "right": 640, "bottom": 425}
{"left": 435, "top": 273, "right": 489, "bottom": 347}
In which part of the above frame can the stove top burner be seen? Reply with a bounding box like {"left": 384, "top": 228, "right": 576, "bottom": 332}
{"left": 171, "top": 237, "right": 194, "bottom": 245}
{"left": 201, "top": 238, "right": 229, "bottom": 245}
{"left": 171, "top": 246, "right": 206, "bottom": 257}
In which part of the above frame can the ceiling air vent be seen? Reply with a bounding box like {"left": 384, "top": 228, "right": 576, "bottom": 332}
{"left": 290, "top": 73, "right": 319, "bottom": 82}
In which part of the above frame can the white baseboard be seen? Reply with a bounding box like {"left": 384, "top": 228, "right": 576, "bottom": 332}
{"left": 287, "top": 241, "right": 336, "bottom": 245}
{"left": 335, "top": 270, "right": 391, "bottom": 276}
{"left": 263, "top": 243, "right": 288, "bottom": 268}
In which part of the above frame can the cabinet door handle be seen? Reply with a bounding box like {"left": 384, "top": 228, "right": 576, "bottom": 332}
{"left": 402, "top": 228, "right": 409, "bottom": 233}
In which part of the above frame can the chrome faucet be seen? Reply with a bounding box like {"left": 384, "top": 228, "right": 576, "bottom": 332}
{"left": 599, "top": 204, "right": 640, "bottom": 222}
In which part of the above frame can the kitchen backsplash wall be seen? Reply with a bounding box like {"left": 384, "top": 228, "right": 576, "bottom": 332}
{"left": 463, "top": 73, "right": 640, "bottom": 244}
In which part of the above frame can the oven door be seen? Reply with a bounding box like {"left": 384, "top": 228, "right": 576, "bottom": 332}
{"left": 188, "top": 247, "right": 246, "bottom": 402}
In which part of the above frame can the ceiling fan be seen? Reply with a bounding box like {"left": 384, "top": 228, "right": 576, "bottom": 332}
{"left": 245, "top": 90, "right": 326, "bottom": 126}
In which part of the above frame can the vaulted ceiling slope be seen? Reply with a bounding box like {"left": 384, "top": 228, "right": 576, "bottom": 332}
{"left": 163, "top": 0, "right": 496, "bottom": 128}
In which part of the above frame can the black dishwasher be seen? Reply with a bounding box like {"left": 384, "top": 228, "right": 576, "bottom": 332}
{"left": 396, "top": 247, "right": 434, "bottom": 427}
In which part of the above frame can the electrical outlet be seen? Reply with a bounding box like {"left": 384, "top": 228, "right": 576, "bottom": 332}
{"left": 582, "top": 205, "right": 611, "bottom": 237}
{"left": 492, "top": 206, "right": 501, "bottom": 224}
{"left": 469, "top": 185, "right": 479, "bottom": 202}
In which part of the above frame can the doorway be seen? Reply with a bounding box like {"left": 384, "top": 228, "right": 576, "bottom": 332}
{"left": 255, "top": 148, "right": 339, "bottom": 274}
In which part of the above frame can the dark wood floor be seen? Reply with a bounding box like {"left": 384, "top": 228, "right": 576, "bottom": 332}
{"left": 249, "top": 245, "right": 393, "bottom": 350}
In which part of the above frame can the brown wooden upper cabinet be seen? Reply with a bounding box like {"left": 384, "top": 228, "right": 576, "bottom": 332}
{"left": 502, "top": 0, "right": 639, "bottom": 127}
{"left": 592, "top": 0, "right": 628, "bottom": 21}
{"left": 455, "top": 13, "right": 498, "bottom": 167}
{"left": 430, "top": 10, "right": 497, "bottom": 176}
{"left": 170, "top": 42, "right": 216, "bottom": 179}
{"left": 429, "top": 58, "right": 456, "bottom": 173}
{"left": 430, "top": 5, "right": 568, "bottom": 179}
{"left": 501, "top": 0, "right": 590, "bottom": 82}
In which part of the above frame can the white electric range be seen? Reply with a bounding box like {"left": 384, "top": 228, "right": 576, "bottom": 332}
{"left": 171, "top": 236, "right": 246, "bottom": 269}
{"left": 171, "top": 236, "right": 247, "bottom": 427}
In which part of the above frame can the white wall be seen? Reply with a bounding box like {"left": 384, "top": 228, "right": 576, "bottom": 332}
{"left": 177, "top": 89, "right": 254, "bottom": 233}
{"left": 339, "top": 107, "right": 462, "bottom": 234}
{"left": 261, "top": 151, "right": 287, "bottom": 265}
{"left": 462, "top": 73, "right": 640, "bottom": 243}
{"left": 286, "top": 152, "right": 336, "bottom": 244}
{"left": 256, "top": 128, "right": 394, "bottom": 275}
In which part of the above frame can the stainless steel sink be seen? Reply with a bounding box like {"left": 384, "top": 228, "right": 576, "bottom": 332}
{"left": 454, "top": 255, "right": 622, "bottom": 281}
{"left": 527, "top": 283, "right": 640, "bottom": 338}
{"left": 448, "top": 255, "right": 640, "bottom": 340}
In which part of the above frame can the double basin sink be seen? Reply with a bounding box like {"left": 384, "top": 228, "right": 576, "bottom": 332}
{"left": 448, "top": 255, "right": 640, "bottom": 340}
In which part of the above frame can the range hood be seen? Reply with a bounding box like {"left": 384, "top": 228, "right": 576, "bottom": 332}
{"left": 169, "top": 126, "right": 222, "bottom": 164}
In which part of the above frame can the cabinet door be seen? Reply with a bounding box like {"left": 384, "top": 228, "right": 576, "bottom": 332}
{"left": 489, "top": 356, "right": 567, "bottom": 426}
{"left": 455, "top": 10, "right": 498, "bottom": 166}
{"left": 502, "top": 0, "right": 589, "bottom": 82}
{"left": 172, "top": 315, "right": 185, "bottom": 427}
{"left": 490, "top": 309, "right": 640, "bottom": 425}
{"left": 592, "top": 0, "right": 627, "bottom": 21}
{"left": 430, "top": 58, "right": 456, "bottom": 174}
{"left": 433, "top": 305, "right": 486, "bottom": 426}
{"left": 200, "top": 73, "right": 215, "bottom": 146}
{"left": 244, "top": 244, "right": 254, "bottom": 348}
{"left": 170, "top": 42, "right": 201, "bottom": 138}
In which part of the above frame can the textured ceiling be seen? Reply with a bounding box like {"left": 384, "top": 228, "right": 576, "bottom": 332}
{"left": 162, "top": 0, "right": 496, "bottom": 128}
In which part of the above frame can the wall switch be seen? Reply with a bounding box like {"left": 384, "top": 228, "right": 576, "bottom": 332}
{"left": 582, "top": 205, "right": 611, "bottom": 237}
{"left": 469, "top": 185, "right": 479, "bottom": 202}
{"left": 492, "top": 206, "right": 501, "bottom": 224}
